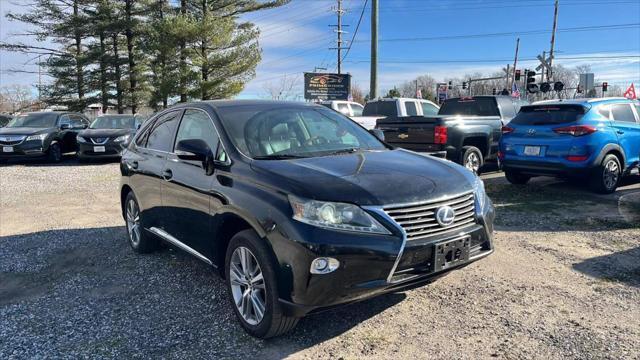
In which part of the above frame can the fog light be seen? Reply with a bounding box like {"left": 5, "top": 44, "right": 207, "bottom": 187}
{"left": 310, "top": 257, "right": 339, "bottom": 274}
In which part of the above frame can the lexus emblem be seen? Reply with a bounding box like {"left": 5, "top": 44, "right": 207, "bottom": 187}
{"left": 398, "top": 133, "right": 409, "bottom": 139}
{"left": 435, "top": 206, "right": 455, "bottom": 227}
{"left": 527, "top": 129, "right": 536, "bottom": 135}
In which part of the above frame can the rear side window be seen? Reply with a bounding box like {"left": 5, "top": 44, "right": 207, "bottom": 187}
{"left": 351, "top": 103, "right": 364, "bottom": 116}
{"left": 363, "top": 101, "right": 397, "bottom": 117}
{"left": 146, "top": 110, "right": 181, "bottom": 152}
{"left": 510, "top": 104, "right": 586, "bottom": 125}
{"left": 421, "top": 102, "right": 439, "bottom": 116}
{"left": 597, "top": 105, "right": 610, "bottom": 119}
{"left": 404, "top": 101, "right": 418, "bottom": 116}
{"left": 611, "top": 104, "right": 636, "bottom": 123}
{"left": 336, "top": 103, "right": 350, "bottom": 115}
{"left": 438, "top": 97, "right": 500, "bottom": 116}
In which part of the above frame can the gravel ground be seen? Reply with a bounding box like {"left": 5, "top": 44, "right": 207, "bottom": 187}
{"left": 1, "top": 159, "right": 639, "bottom": 359}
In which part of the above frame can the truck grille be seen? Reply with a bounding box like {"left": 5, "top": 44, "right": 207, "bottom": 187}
{"left": 383, "top": 192, "right": 476, "bottom": 241}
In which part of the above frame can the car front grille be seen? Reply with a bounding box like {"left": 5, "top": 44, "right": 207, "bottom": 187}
{"left": 90, "top": 137, "right": 109, "bottom": 144}
{"left": 383, "top": 192, "right": 476, "bottom": 241}
{"left": 0, "top": 135, "right": 26, "bottom": 145}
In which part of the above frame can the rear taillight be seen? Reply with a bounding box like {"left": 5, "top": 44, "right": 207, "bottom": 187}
{"left": 497, "top": 151, "right": 505, "bottom": 160}
{"left": 434, "top": 125, "right": 447, "bottom": 144}
{"left": 553, "top": 125, "right": 597, "bottom": 136}
{"left": 501, "top": 126, "right": 514, "bottom": 134}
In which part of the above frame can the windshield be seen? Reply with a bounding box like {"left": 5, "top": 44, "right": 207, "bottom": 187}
{"left": 91, "top": 116, "right": 137, "bottom": 129}
{"left": 216, "top": 105, "right": 387, "bottom": 159}
{"left": 6, "top": 113, "right": 58, "bottom": 128}
{"left": 438, "top": 97, "right": 500, "bottom": 116}
{"left": 511, "top": 104, "right": 586, "bottom": 125}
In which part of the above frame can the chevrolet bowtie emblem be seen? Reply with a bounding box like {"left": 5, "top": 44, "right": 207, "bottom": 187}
{"left": 398, "top": 133, "right": 409, "bottom": 139}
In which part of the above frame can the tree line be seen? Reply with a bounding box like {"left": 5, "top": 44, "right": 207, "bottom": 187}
{"left": 1, "top": 0, "right": 288, "bottom": 113}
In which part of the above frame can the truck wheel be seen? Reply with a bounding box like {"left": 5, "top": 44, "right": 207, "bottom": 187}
{"left": 460, "top": 146, "right": 483, "bottom": 174}
{"left": 226, "top": 229, "right": 299, "bottom": 338}
{"left": 505, "top": 169, "right": 531, "bottom": 185}
{"left": 47, "top": 143, "right": 62, "bottom": 163}
{"left": 590, "top": 154, "right": 621, "bottom": 194}
{"left": 124, "top": 191, "right": 159, "bottom": 253}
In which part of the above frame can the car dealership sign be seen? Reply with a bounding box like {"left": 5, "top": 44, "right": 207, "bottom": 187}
{"left": 304, "top": 72, "right": 351, "bottom": 100}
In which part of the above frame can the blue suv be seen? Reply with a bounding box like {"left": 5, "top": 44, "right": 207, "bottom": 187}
{"left": 499, "top": 98, "right": 640, "bottom": 193}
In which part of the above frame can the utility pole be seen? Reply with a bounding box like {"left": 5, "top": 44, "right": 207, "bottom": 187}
{"left": 511, "top": 38, "right": 520, "bottom": 90}
{"left": 548, "top": 0, "right": 559, "bottom": 80}
{"left": 370, "top": 0, "right": 378, "bottom": 99}
{"left": 330, "top": 0, "right": 347, "bottom": 74}
{"left": 415, "top": 80, "right": 418, "bottom": 98}
{"left": 38, "top": 55, "right": 42, "bottom": 103}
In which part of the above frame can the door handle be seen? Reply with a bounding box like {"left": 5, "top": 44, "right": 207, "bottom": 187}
{"left": 616, "top": 130, "right": 624, "bottom": 134}
{"left": 162, "top": 169, "right": 173, "bottom": 181}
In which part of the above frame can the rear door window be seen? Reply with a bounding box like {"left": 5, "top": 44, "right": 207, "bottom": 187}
{"left": 510, "top": 104, "right": 586, "bottom": 125}
{"left": 438, "top": 97, "right": 500, "bottom": 116}
{"left": 420, "top": 102, "right": 439, "bottom": 116}
{"left": 611, "top": 103, "right": 636, "bottom": 123}
{"left": 404, "top": 101, "right": 418, "bottom": 116}
{"left": 146, "top": 110, "right": 182, "bottom": 152}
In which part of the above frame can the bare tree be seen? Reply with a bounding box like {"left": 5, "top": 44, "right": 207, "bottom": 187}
{"left": 0, "top": 85, "right": 35, "bottom": 113}
{"left": 351, "top": 82, "right": 366, "bottom": 104}
{"left": 262, "top": 74, "right": 299, "bottom": 100}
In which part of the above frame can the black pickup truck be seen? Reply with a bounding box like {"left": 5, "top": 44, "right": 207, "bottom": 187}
{"left": 376, "top": 96, "right": 527, "bottom": 173}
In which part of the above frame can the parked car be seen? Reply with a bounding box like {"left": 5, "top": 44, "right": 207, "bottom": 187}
{"left": 0, "top": 114, "right": 13, "bottom": 127}
{"left": 376, "top": 96, "right": 527, "bottom": 173}
{"left": 499, "top": 98, "right": 640, "bottom": 193}
{"left": 0, "top": 111, "right": 89, "bottom": 163}
{"left": 120, "top": 100, "right": 495, "bottom": 338}
{"left": 77, "top": 114, "right": 142, "bottom": 160}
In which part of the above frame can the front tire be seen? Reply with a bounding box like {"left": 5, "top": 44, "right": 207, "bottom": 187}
{"left": 460, "top": 146, "right": 483, "bottom": 174}
{"left": 225, "top": 229, "right": 299, "bottom": 338}
{"left": 505, "top": 169, "right": 531, "bottom": 185}
{"left": 47, "top": 142, "right": 62, "bottom": 163}
{"left": 124, "top": 191, "right": 159, "bottom": 253}
{"left": 590, "top": 154, "right": 621, "bottom": 194}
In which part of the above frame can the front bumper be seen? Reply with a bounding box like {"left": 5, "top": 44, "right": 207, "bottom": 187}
{"left": 272, "top": 201, "right": 495, "bottom": 317}
{"left": 77, "top": 142, "right": 127, "bottom": 158}
{"left": 0, "top": 141, "right": 47, "bottom": 159}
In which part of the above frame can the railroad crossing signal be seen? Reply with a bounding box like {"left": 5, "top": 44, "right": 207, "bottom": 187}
{"left": 536, "top": 53, "right": 553, "bottom": 72}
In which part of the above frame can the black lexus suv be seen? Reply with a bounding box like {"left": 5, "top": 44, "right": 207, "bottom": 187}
{"left": 0, "top": 111, "right": 89, "bottom": 163}
{"left": 120, "top": 100, "right": 495, "bottom": 338}
{"left": 77, "top": 114, "right": 142, "bottom": 160}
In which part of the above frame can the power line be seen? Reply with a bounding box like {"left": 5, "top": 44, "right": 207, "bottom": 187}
{"left": 344, "top": 54, "right": 640, "bottom": 64}
{"left": 341, "top": 0, "right": 367, "bottom": 63}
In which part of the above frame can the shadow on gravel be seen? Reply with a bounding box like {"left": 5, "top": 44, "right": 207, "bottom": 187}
{"left": 573, "top": 246, "right": 640, "bottom": 288}
{"left": 0, "top": 155, "right": 119, "bottom": 167}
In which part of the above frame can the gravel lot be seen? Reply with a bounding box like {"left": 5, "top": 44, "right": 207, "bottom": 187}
{"left": 1, "top": 158, "right": 639, "bottom": 359}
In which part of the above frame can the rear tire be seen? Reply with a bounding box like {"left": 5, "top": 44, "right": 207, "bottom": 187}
{"left": 47, "top": 142, "right": 62, "bottom": 163}
{"left": 460, "top": 146, "right": 483, "bottom": 174}
{"left": 590, "top": 154, "right": 621, "bottom": 194}
{"left": 505, "top": 169, "right": 531, "bottom": 185}
{"left": 225, "top": 229, "right": 299, "bottom": 338}
{"left": 124, "top": 191, "right": 159, "bottom": 253}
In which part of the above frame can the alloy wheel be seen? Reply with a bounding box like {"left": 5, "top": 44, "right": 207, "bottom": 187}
{"left": 229, "top": 246, "right": 266, "bottom": 325}
{"left": 126, "top": 199, "right": 141, "bottom": 247}
{"left": 465, "top": 152, "right": 480, "bottom": 173}
{"left": 603, "top": 159, "right": 620, "bottom": 190}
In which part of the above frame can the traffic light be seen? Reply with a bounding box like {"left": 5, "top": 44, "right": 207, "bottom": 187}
{"left": 602, "top": 82, "right": 608, "bottom": 92}
{"left": 462, "top": 81, "right": 467, "bottom": 90}
{"left": 540, "top": 82, "right": 551, "bottom": 93}
{"left": 515, "top": 69, "right": 521, "bottom": 81}
{"left": 553, "top": 81, "right": 564, "bottom": 92}
{"left": 448, "top": 81, "right": 453, "bottom": 90}
{"left": 492, "top": 88, "right": 497, "bottom": 95}
{"left": 526, "top": 71, "right": 538, "bottom": 93}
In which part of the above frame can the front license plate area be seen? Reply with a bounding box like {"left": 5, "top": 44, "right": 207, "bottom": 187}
{"left": 2, "top": 146, "right": 14, "bottom": 153}
{"left": 524, "top": 146, "right": 541, "bottom": 156}
{"left": 433, "top": 237, "right": 470, "bottom": 271}
{"left": 94, "top": 146, "right": 106, "bottom": 153}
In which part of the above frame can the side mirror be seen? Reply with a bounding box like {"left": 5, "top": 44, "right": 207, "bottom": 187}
{"left": 175, "top": 139, "right": 211, "bottom": 162}
{"left": 369, "top": 129, "right": 385, "bottom": 141}
{"left": 60, "top": 123, "right": 71, "bottom": 130}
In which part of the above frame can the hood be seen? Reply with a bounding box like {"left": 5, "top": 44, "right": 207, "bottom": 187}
{"left": 250, "top": 149, "right": 474, "bottom": 206}
{"left": 79, "top": 128, "right": 134, "bottom": 138}
{"left": 0, "top": 127, "right": 55, "bottom": 136}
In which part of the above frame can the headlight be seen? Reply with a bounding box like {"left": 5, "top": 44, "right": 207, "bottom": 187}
{"left": 26, "top": 133, "right": 47, "bottom": 141}
{"left": 114, "top": 134, "right": 131, "bottom": 143}
{"left": 474, "top": 176, "right": 489, "bottom": 215}
{"left": 289, "top": 195, "right": 391, "bottom": 234}
{"left": 76, "top": 135, "right": 86, "bottom": 143}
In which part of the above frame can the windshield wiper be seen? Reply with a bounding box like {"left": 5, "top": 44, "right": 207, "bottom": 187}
{"left": 324, "top": 148, "right": 361, "bottom": 156}
{"left": 252, "top": 154, "right": 307, "bottom": 160}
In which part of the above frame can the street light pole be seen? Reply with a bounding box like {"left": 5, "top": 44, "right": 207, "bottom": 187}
{"left": 370, "top": 0, "right": 378, "bottom": 99}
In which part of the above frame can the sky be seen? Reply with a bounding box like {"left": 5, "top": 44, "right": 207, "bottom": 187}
{"left": 1, "top": 0, "right": 640, "bottom": 99}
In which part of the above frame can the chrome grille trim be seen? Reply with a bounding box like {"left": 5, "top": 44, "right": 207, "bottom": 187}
{"left": 90, "top": 137, "right": 109, "bottom": 145}
{"left": 383, "top": 191, "right": 476, "bottom": 241}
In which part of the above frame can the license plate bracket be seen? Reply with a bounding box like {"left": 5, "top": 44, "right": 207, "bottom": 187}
{"left": 433, "top": 236, "right": 471, "bottom": 271}
{"left": 524, "top": 145, "right": 541, "bottom": 156}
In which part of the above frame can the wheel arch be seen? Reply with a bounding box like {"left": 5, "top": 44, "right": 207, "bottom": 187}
{"left": 120, "top": 185, "right": 133, "bottom": 219}
{"left": 462, "top": 135, "right": 490, "bottom": 157}
{"left": 594, "top": 143, "right": 626, "bottom": 170}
